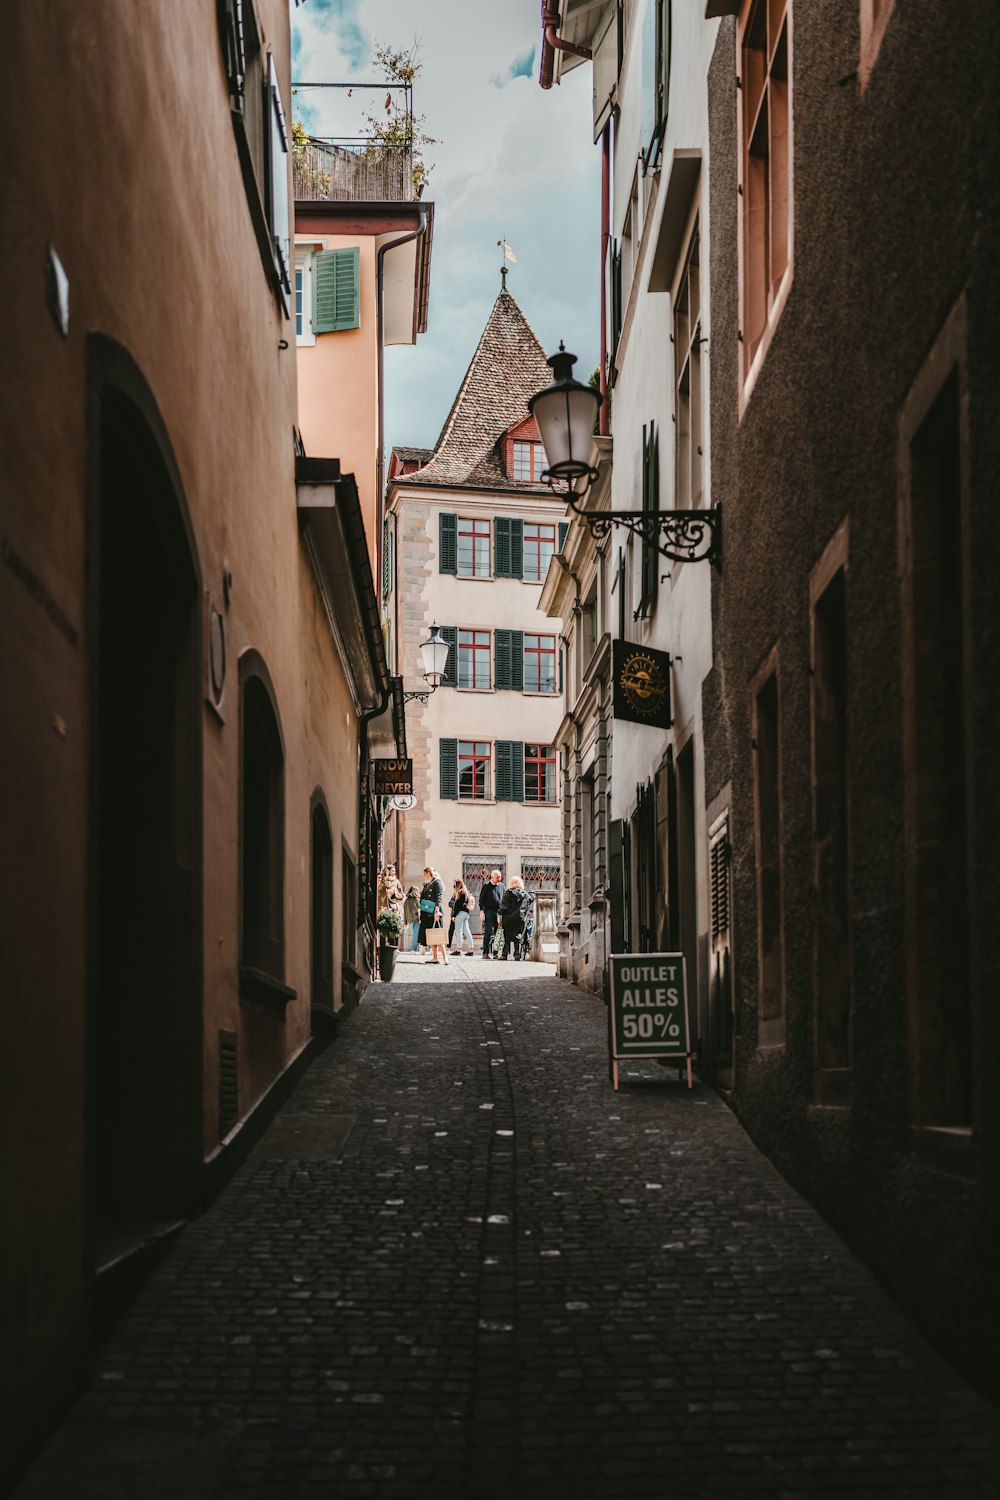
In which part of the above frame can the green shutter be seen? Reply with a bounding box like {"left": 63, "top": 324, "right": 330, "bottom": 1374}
{"left": 439, "top": 513, "right": 457, "bottom": 573}
{"left": 440, "top": 626, "right": 458, "bottom": 687}
{"left": 510, "top": 519, "right": 523, "bottom": 579}
{"left": 440, "top": 738, "right": 458, "bottom": 799}
{"left": 496, "top": 740, "right": 525, "bottom": 802}
{"left": 495, "top": 629, "right": 512, "bottom": 689}
{"left": 558, "top": 646, "right": 563, "bottom": 694}
{"left": 495, "top": 630, "right": 524, "bottom": 690}
{"left": 510, "top": 629, "right": 524, "bottom": 691}
{"left": 557, "top": 521, "right": 569, "bottom": 552}
{"left": 495, "top": 517, "right": 513, "bottom": 578}
{"left": 313, "top": 248, "right": 360, "bottom": 333}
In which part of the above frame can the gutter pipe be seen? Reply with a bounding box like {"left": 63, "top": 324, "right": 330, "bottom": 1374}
{"left": 600, "top": 121, "right": 610, "bottom": 435}
{"left": 539, "top": 2, "right": 592, "bottom": 90}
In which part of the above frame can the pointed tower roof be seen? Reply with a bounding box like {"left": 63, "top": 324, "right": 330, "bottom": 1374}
{"left": 398, "top": 290, "right": 554, "bottom": 492}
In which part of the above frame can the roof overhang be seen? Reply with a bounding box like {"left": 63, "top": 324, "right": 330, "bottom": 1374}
{"left": 294, "top": 200, "right": 434, "bottom": 343}
{"left": 295, "top": 457, "right": 402, "bottom": 751}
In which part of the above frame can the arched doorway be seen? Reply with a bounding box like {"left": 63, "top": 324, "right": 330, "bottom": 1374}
{"left": 87, "top": 340, "right": 202, "bottom": 1254}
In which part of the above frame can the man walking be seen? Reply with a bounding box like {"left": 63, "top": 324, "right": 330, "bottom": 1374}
{"left": 478, "top": 868, "right": 505, "bottom": 958}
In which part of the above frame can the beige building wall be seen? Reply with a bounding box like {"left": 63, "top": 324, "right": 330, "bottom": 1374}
{"left": 390, "top": 484, "right": 565, "bottom": 906}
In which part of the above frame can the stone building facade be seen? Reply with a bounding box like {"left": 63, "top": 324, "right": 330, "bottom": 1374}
{"left": 385, "top": 291, "right": 568, "bottom": 927}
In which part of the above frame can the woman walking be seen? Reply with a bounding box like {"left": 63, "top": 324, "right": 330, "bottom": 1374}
{"left": 449, "top": 879, "right": 476, "bottom": 955}
{"left": 418, "top": 866, "right": 448, "bottom": 966}
{"left": 403, "top": 885, "right": 420, "bottom": 952}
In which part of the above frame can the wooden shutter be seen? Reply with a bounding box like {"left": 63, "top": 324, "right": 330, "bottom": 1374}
{"left": 439, "top": 626, "right": 458, "bottom": 687}
{"left": 640, "top": 421, "right": 660, "bottom": 615}
{"left": 495, "top": 629, "right": 524, "bottom": 691}
{"left": 709, "top": 812, "right": 734, "bottom": 1067}
{"left": 609, "top": 818, "right": 626, "bottom": 952}
{"left": 381, "top": 516, "right": 392, "bottom": 598}
{"left": 496, "top": 740, "right": 525, "bottom": 802}
{"left": 610, "top": 240, "right": 623, "bottom": 367}
{"left": 439, "top": 738, "right": 458, "bottom": 799}
{"left": 495, "top": 517, "right": 523, "bottom": 578}
{"left": 313, "top": 247, "right": 360, "bottom": 333}
{"left": 439, "top": 513, "right": 457, "bottom": 574}
{"left": 558, "top": 520, "right": 569, "bottom": 552}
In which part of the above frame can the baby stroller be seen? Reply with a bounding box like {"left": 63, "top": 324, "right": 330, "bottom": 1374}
{"left": 513, "top": 907, "right": 535, "bottom": 960}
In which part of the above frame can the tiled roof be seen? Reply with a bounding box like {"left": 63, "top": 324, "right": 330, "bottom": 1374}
{"left": 393, "top": 446, "right": 434, "bottom": 465}
{"left": 396, "top": 291, "right": 554, "bottom": 493}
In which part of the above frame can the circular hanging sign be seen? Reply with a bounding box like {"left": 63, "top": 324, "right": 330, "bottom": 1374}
{"left": 389, "top": 794, "right": 417, "bottom": 811}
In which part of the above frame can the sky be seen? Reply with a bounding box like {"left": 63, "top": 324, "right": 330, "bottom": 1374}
{"left": 291, "top": 0, "right": 601, "bottom": 458}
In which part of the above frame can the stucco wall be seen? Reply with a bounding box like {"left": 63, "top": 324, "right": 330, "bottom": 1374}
{"left": 0, "top": 3, "right": 368, "bottom": 1482}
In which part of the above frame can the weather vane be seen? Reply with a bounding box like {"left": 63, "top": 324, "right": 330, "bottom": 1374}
{"left": 498, "top": 237, "right": 517, "bottom": 291}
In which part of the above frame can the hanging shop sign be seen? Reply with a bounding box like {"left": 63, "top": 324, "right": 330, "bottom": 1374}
{"left": 372, "top": 757, "right": 413, "bottom": 796}
{"left": 612, "top": 640, "right": 672, "bottom": 729}
{"left": 608, "top": 952, "right": 692, "bottom": 1090}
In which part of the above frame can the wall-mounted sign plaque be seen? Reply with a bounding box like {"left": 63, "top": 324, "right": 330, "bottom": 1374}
{"left": 372, "top": 757, "right": 413, "bottom": 796}
{"left": 612, "top": 640, "right": 672, "bottom": 728}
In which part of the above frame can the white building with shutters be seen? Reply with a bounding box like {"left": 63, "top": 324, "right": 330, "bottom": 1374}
{"left": 384, "top": 289, "right": 568, "bottom": 935}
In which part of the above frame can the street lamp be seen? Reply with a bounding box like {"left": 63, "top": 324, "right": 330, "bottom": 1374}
{"left": 402, "top": 623, "right": 451, "bottom": 703}
{"left": 529, "top": 343, "right": 722, "bottom": 569}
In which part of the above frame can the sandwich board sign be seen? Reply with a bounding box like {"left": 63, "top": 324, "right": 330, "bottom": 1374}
{"left": 608, "top": 952, "right": 693, "bottom": 1090}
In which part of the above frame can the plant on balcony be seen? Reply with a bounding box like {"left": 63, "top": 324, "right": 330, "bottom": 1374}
{"left": 364, "top": 41, "right": 437, "bottom": 198}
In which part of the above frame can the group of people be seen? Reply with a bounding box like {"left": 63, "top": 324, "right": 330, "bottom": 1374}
{"left": 376, "top": 864, "right": 535, "bottom": 964}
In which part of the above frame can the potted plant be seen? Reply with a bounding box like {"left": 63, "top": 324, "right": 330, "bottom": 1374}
{"left": 376, "top": 907, "right": 403, "bottom": 982}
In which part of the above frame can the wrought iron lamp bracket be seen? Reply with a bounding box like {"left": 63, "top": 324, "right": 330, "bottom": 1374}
{"left": 401, "top": 687, "right": 434, "bottom": 704}
{"left": 561, "top": 495, "right": 722, "bottom": 570}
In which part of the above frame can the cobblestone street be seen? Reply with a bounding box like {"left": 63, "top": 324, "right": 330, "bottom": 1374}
{"left": 17, "top": 960, "right": 1000, "bottom": 1499}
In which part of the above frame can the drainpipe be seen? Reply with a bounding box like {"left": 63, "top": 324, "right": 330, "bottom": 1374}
{"left": 600, "top": 121, "right": 611, "bottom": 436}
{"left": 539, "top": 1, "right": 593, "bottom": 90}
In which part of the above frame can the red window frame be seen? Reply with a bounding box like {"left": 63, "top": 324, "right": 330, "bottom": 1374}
{"left": 458, "top": 740, "right": 491, "bottom": 800}
{"left": 457, "top": 629, "right": 491, "bottom": 689}
{"left": 523, "top": 634, "right": 558, "bottom": 693}
{"left": 512, "top": 441, "right": 543, "bottom": 482}
{"left": 524, "top": 744, "right": 557, "bottom": 803}
{"left": 523, "top": 522, "right": 557, "bottom": 582}
{"left": 457, "top": 518, "right": 491, "bottom": 577}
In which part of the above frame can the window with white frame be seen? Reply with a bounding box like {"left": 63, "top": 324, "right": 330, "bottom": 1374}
{"left": 294, "top": 248, "right": 315, "bottom": 345}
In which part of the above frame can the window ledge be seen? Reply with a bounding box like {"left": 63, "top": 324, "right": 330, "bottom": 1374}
{"left": 239, "top": 965, "right": 297, "bottom": 1016}
{"left": 455, "top": 573, "right": 494, "bottom": 582}
{"left": 458, "top": 798, "right": 497, "bottom": 806}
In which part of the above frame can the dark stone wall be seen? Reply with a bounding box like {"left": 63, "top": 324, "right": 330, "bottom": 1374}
{"left": 704, "top": 1, "right": 1000, "bottom": 1396}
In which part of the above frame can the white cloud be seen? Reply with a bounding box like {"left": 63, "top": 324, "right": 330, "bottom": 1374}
{"left": 293, "top": 0, "right": 600, "bottom": 454}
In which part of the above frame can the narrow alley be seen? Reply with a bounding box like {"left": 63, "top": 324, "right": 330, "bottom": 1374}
{"left": 16, "top": 962, "right": 1000, "bottom": 1500}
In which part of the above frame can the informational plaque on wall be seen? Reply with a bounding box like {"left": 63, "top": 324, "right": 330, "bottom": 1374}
{"left": 607, "top": 952, "right": 692, "bottom": 1090}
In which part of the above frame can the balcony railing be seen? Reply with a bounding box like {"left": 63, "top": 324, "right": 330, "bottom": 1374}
{"left": 293, "top": 136, "right": 415, "bottom": 203}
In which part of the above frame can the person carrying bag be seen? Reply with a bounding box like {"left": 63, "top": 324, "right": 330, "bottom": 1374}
{"left": 418, "top": 866, "right": 448, "bottom": 966}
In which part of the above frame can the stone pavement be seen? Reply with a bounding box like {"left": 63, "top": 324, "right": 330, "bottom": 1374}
{"left": 16, "top": 959, "right": 1000, "bottom": 1499}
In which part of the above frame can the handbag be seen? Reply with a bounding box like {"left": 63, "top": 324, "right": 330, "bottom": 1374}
{"left": 419, "top": 898, "right": 437, "bottom": 914}
{"left": 426, "top": 924, "right": 448, "bottom": 947}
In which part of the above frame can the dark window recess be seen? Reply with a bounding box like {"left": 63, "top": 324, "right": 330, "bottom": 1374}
{"left": 637, "top": 420, "right": 660, "bottom": 618}
{"left": 439, "top": 625, "right": 458, "bottom": 686}
{"left": 495, "top": 517, "right": 524, "bottom": 579}
{"left": 439, "top": 512, "right": 458, "bottom": 574}
{"left": 906, "top": 370, "right": 971, "bottom": 1127}
{"left": 265, "top": 53, "right": 290, "bottom": 295}
{"left": 633, "top": 779, "right": 658, "bottom": 953}
{"left": 219, "top": 1029, "right": 239, "bottom": 1140}
{"left": 241, "top": 674, "right": 285, "bottom": 981}
{"left": 313, "top": 247, "right": 360, "bottom": 333}
{"left": 610, "top": 239, "right": 623, "bottom": 371}
{"left": 440, "top": 737, "right": 458, "bottom": 799}
{"left": 342, "top": 848, "right": 357, "bottom": 966}
{"left": 381, "top": 516, "right": 392, "bottom": 599}
{"left": 496, "top": 740, "right": 525, "bottom": 802}
{"left": 558, "top": 520, "right": 569, "bottom": 552}
{"left": 754, "top": 671, "right": 784, "bottom": 1023}
{"left": 311, "top": 803, "right": 334, "bottom": 1011}
{"left": 495, "top": 629, "right": 524, "bottom": 691}
{"left": 812, "top": 568, "right": 851, "bottom": 1077}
